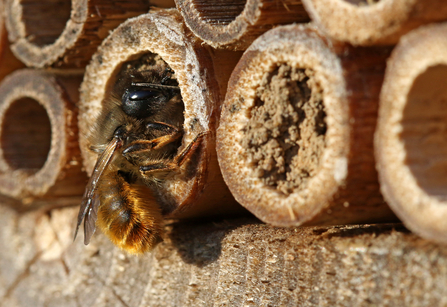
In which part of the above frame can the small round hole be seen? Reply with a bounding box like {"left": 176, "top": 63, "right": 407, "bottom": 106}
{"left": 402, "top": 64, "right": 447, "bottom": 200}
{"left": 1, "top": 98, "right": 52, "bottom": 173}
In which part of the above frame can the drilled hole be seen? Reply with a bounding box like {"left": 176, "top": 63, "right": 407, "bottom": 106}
{"left": 1, "top": 98, "right": 52, "bottom": 173}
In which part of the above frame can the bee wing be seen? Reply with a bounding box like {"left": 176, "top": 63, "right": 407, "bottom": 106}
{"left": 74, "top": 137, "right": 122, "bottom": 245}
{"left": 83, "top": 192, "right": 100, "bottom": 245}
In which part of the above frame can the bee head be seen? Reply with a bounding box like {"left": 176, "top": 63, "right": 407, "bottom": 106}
{"left": 121, "top": 87, "right": 168, "bottom": 119}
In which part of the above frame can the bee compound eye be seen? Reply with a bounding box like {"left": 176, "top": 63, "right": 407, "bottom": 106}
{"left": 122, "top": 89, "right": 165, "bottom": 119}
{"left": 128, "top": 90, "right": 159, "bottom": 101}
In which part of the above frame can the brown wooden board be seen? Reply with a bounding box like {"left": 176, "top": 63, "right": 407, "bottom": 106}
{"left": 1, "top": 204, "right": 447, "bottom": 306}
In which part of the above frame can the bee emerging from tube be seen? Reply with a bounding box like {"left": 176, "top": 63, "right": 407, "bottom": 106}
{"left": 75, "top": 55, "right": 206, "bottom": 254}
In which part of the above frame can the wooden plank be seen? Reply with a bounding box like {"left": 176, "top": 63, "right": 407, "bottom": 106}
{"left": 1, "top": 204, "right": 447, "bottom": 306}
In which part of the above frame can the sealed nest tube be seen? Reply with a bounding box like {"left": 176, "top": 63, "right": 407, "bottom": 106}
{"left": 217, "top": 24, "right": 396, "bottom": 226}
{"left": 78, "top": 10, "right": 240, "bottom": 226}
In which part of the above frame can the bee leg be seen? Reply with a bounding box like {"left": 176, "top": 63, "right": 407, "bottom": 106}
{"left": 123, "top": 124, "right": 182, "bottom": 156}
{"left": 123, "top": 121, "right": 182, "bottom": 156}
{"left": 173, "top": 131, "right": 208, "bottom": 167}
{"left": 145, "top": 121, "right": 179, "bottom": 134}
{"left": 140, "top": 132, "right": 207, "bottom": 175}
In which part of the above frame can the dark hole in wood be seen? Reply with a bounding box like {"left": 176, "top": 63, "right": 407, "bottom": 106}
{"left": 402, "top": 64, "right": 447, "bottom": 201}
{"left": 21, "top": 0, "right": 72, "bottom": 46}
{"left": 1, "top": 98, "right": 52, "bottom": 173}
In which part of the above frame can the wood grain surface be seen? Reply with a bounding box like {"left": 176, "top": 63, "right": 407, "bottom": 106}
{"left": 1, "top": 203, "right": 447, "bottom": 307}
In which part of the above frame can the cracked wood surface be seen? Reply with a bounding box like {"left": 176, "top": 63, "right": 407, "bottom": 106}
{"left": 1, "top": 204, "right": 447, "bottom": 307}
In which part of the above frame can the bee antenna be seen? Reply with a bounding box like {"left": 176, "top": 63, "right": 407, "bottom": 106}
{"left": 131, "top": 82, "right": 180, "bottom": 91}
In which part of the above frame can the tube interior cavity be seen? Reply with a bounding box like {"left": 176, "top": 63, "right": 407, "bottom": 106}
{"left": 401, "top": 64, "right": 447, "bottom": 201}
{"left": 21, "top": 0, "right": 71, "bottom": 46}
{"left": 193, "top": 0, "right": 246, "bottom": 26}
{"left": 242, "top": 64, "right": 326, "bottom": 195}
{"left": 1, "top": 98, "right": 52, "bottom": 173}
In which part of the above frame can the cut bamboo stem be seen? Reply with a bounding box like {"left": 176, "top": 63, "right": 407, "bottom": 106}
{"left": 79, "top": 10, "right": 241, "bottom": 219}
{"left": 217, "top": 24, "right": 396, "bottom": 226}
{"left": 174, "top": 0, "right": 310, "bottom": 50}
{"left": 376, "top": 23, "right": 447, "bottom": 244}
{"left": 302, "top": 0, "right": 447, "bottom": 46}
{"left": 0, "top": 69, "right": 87, "bottom": 207}
{"left": 0, "top": 0, "right": 24, "bottom": 81}
{"left": 4, "top": 0, "right": 150, "bottom": 68}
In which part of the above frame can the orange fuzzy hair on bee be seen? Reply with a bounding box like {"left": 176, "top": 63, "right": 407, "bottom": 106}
{"left": 96, "top": 171, "right": 164, "bottom": 254}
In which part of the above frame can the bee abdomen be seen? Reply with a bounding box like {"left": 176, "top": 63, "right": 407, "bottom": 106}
{"left": 97, "top": 172, "right": 163, "bottom": 254}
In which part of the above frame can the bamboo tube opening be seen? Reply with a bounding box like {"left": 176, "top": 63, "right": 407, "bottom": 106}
{"left": 375, "top": 23, "right": 447, "bottom": 244}
{"left": 0, "top": 69, "right": 86, "bottom": 204}
{"left": 5, "top": 0, "right": 150, "bottom": 68}
{"left": 218, "top": 24, "right": 394, "bottom": 226}
{"left": 1, "top": 97, "right": 51, "bottom": 173}
{"left": 79, "top": 10, "right": 240, "bottom": 220}
{"left": 217, "top": 26, "right": 343, "bottom": 226}
{"left": 302, "top": 0, "right": 447, "bottom": 46}
{"left": 0, "top": 0, "right": 25, "bottom": 81}
{"left": 402, "top": 65, "right": 447, "bottom": 199}
{"left": 191, "top": 0, "right": 246, "bottom": 26}
{"left": 19, "top": 0, "right": 71, "bottom": 47}
{"left": 242, "top": 65, "right": 326, "bottom": 195}
{"left": 175, "top": 0, "right": 310, "bottom": 50}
